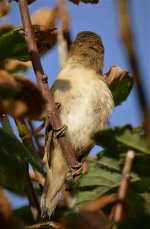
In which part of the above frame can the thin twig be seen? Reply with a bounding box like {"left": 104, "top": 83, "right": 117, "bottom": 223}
{"left": 17, "top": 0, "right": 80, "bottom": 174}
{"left": 25, "top": 163, "right": 41, "bottom": 221}
{"left": 113, "top": 150, "right": 135, "bottom": 227}
{"left": 117, "top": 0, "right": 150, "bottom": 142}
{"left": 27, "top": 120, "right": 44, "bottom": 159}
{"left": 15, "top": 119, "right": 43, "bottom": 221}
{"left": 31, "top": 122, "right": 45, "bottom": 137}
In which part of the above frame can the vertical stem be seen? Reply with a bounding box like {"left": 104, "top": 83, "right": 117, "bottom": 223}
{"left": 113, "top": 150, "right": 135, "bottom": 228}
{"left": 17, "top": 0, "right": 79, "bottom": 172}
{"left": 15, "top": 118, "right": 44, "bottom": 221}
{"left": 25, "top": 163, "right": 41, "bottom": 221}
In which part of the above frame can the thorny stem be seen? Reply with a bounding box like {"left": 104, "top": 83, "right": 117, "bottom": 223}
{"left": 17, "top": 0, "right": 79, "bottom": 172}
{"left": 113, "top": 150, "right": 135, "bottom": 228}
{"left": 117, "top": 0, "right": 150, "bottom": 142}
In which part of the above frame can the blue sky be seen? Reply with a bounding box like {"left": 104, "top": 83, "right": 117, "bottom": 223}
{"left": 1, "top": 0, "right": 149, "bottom": 208}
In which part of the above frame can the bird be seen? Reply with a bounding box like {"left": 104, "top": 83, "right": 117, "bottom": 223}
{"left": 40, "top": 31, "right": 114, "bottom": 217}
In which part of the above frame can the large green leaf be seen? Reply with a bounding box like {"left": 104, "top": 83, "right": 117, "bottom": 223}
{"left": 116, "top": 128, "right": 150, "bottom": 155}
{"left": 94, "top": 125, "right": 131, "bottom": 155}
{"left": 0, "top": 128, "right": 42, "bottom": 192}
{"left": 76, "top": 158, "right": 139, "bottom": 207}
{"left": 94, "top": 125, "right": 149, "bottom": 155}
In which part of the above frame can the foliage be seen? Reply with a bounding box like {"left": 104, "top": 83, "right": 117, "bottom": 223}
{"left": 0, "top": 1, "right": 149, "bottom": 229}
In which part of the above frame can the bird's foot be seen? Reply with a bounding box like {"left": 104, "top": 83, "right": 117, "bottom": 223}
{"left": 71, "top": 162, "right": 83, "bottom": 182}
{"left": 53, "top": 124, "right": 68, "bottom": 138}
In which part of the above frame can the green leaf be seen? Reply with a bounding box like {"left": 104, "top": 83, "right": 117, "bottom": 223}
{"left": 0, "top": 128, "right": 42, "bottom": 192}
{"left": 94, "top": 125, "right": 149, "bottom": 155}
{"left": 110, "top": 79, "right": 132, "bottom": 106}
{"left": 103, "top": 66, "right": 134, "bottom": 106}
{"left": 94, "top": 125, "right": 131, "bottom": 153}
{"left": 76, "top": 159, "right": 139, "bottom": 207}
{"left": 116, "top": 129, "right": 150, "bottom": 155}
{"left": 0, "top": 28, "right": 29, "bottom": 61}
{"left": 0, "top": 26, "right": 57, "bottom": 61}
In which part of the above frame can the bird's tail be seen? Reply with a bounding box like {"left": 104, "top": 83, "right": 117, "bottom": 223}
{"left": 40, "top": 144, "right": 69, "bottom": 217}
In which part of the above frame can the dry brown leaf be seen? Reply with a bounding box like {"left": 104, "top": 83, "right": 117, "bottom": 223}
{"left": 13, "top": 75, "right": 47, "bottom": 119}
{"left": 0, "top": 2, "right": 10, "bottom": 17}
{"left": 31, "top": 7, "right": 59, "bottom": 28}
{"left": 103, "top": 65, "right": 133, "bottom": 87}
{"left": 32, "top": 25, "right": 57, "bottom": 56}
{"left": 0, "top": 70, "right": 47, "bottom": 119}
{"left": 31, "top": 8, "right": 59, "bottom": 57}
{"left": 4, "top": 59, "right": 32, "bottom": 72}
{"left": 0, "top": 70, "right": 17, "bottom": 87}
{"left": 15, "top": 25, "right": 57, "bottom": 57}
{"left": 0, "top": 188, "right": 12, "bottom": 219}
{"left": 0, "top": 188, "right": 22, "bottom": 229}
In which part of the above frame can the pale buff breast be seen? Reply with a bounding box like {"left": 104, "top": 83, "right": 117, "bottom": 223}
{"left": 51, "top": 65, "right": 114, "bottom": 153}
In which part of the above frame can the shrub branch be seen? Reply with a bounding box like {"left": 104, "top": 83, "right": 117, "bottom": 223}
{"left": 17, "top": 0, "right": 80, "bottom": 173}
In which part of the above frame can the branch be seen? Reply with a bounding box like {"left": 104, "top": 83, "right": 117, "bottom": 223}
{"left": 15, "top": 119, "right": 43, "bottom": 221}
{"left": 113, "top": 150, "right": 135, "bottom": 227}
{"left": 31, "top": 122, "right": 45, "bottom": 137}
{"left": 117, "top": 0, "right": 150, "bottom": 142}
{"left": 25, "top": 164, "right": 41, "bottom": 221}
{"left": 17, "top": 0, "right": 80, "bottom": 173}
{"left": 27, "top": 120, "right": 44, "bottom": 159}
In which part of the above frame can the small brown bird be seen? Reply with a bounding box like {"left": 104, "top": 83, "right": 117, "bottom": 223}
{"left": 41, "top": 31, "right": 114, "bottom": 217}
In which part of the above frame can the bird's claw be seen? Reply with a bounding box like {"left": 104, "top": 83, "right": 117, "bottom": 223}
{"left": 71, "top": 162, "right": 82, "bottom": 178}
{"left": 53, "top": 125, "right": 68, "bottom": 138}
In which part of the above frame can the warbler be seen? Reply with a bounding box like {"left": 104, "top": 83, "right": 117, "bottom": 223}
{"left": 41, "top": 31, "right": 114, "bottom": 217}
